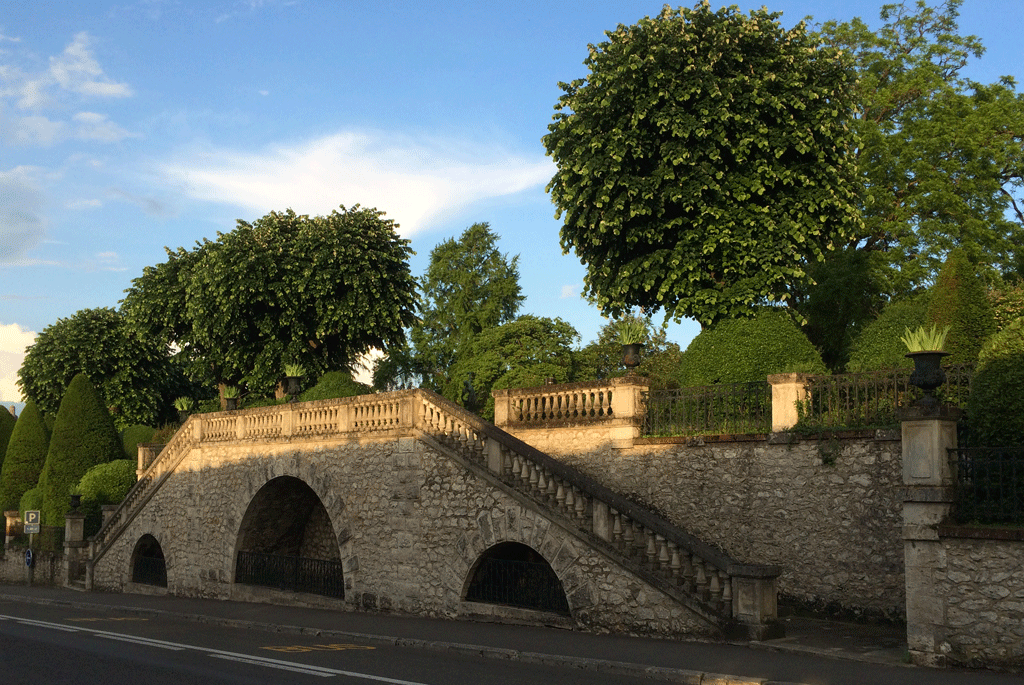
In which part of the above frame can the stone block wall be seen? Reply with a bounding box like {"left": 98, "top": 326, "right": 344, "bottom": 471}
{"left": 508, "top": 428, "right": 905, "bottom": 619}
{"left": 91, "top": 433, "right": 715, "bottom": 639}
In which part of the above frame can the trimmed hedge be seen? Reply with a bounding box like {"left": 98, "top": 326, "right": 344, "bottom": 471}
{"left": 19, "top": 486, "right": 43, "bottom": 519}
{"left": 846, "top": 296, "right": 929, "bottom": 372}
{"left": 76, "top": 459, "right": 137, "bottom": 537}
{"left": 299, "top": 372, "right": 370, "bottom": 402}
{"left": 121, "top": 424, "right": 156, "bottom": 460}
{"left": 0, "top": 408, "right": 15, "bottom": 470}
{"left": 966, "top": 319, "right": 1024, "bottom": 447}
{"left": 0, "top": 401, "right": 50, "bottom": 513}
{"left": 926, "top": 248, "right": 995, "bottom": 365}
{"left": 38, "top": 374, "right": 123, "bottom": 526}
{"left": 675, "top": 309, "right": 826, "bottom": 387}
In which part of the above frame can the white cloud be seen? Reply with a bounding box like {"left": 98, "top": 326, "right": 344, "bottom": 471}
{"left": 67, "top": 198, "right": 103, "bottom": 210}
{"left": 49, "top": 32, "right": 133, "bottom": 100}
{"left": 560, "top": 284, "right": 580, "bottom": 299}
{"left": 0, "top": 322, "right": 36, "bottom": 403}
{"left": 9, "top": 114, "right": 68, "bottom": 146}
{"left": 0, "top": 169, "right": 47, "bottom": 263}
{"left": 161, "top": 131, "right": 553, "bottom": 236}
{"left": 73, "top": 111, "right": 136, "bottom": 142}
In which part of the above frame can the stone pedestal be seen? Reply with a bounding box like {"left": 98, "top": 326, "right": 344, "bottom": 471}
{"left": 64, "top": 510, "right": 87, "bottom": 587}
{"left": 4, "top": 510, "right": 20, "bottom": 546}
{"left": 900, "top": 404, "right": 961, "bottom": 667}
{"left": 729, "top": 564, "right": 784, "bottom": 640}
{"left": 767, "top": 373, "right": 810, "bottom": 432}
{"left": 608, "top": 376, "right": 650, "bottom": 449}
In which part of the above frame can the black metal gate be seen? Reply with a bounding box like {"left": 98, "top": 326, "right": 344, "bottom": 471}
{"left": 235, "top": 551, "right": 345, "bottom": 598}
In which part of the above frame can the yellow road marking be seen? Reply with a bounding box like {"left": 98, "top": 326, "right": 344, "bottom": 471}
{"left": 262, "top": 643, "right": 376, "bottom": 653}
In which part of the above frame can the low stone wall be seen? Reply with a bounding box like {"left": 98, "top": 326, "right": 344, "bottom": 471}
{"left": 932, "top": 530, "right": 1024, "bottom": 668}
{"left": 508, "top": 427, "right": 905, "bottom": 619}
{"left": 0, "top": 547, "right": 63, "bottom": 586}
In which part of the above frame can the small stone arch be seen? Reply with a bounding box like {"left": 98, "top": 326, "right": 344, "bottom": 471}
{"left": 464, "top": 541, "right": 570, "bottom": 615}
{"left": 130, "top": 534, "right": 167, "bottom": 588}
{"left": 232, "top": 475, "right": 345, "bottom": 598}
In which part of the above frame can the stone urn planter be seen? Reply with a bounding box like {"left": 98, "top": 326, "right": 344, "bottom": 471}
{"left": 906, "top": 351, "right": 949, "bottom": 407}
{"left": 225, "top": 397, "right": 239, "bottom": 411}
{"left": 283, "top": 375, "right": 302, "bottom": 397}
{"left": 177, "top": 410, "right": 190, "bottom": 423}
{"left": 622, "top": 343, "right": 645, "bottom": 375}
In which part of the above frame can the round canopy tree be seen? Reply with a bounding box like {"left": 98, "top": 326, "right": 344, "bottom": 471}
{"left": 543, "top": 4, "right": 862, "bottom": 327}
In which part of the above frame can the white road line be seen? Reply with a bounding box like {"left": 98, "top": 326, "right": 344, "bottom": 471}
{"left": 0, "top": 612, "right": 431, "bottom": 684}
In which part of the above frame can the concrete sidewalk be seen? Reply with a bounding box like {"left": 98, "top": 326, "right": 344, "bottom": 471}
{"left": 0, "top": 584, "right": 909, "bottom": 685}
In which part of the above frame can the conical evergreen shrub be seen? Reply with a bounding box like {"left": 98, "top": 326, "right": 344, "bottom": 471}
{"left": 0, "top": 408, "right": 15, "bottom": 472}
{"left": 38, "top": 374, "right": 122, "bottom": 526}
{"left": 926, "top": 248, "right": 995, "bottom": 365}
{"left": 0, "top": 401, "right": 50, "bottom": 513}
{"left": 846, "top": 296, "right": 930, "bottom": 372}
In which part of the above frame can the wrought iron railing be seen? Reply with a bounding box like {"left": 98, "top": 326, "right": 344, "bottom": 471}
{"left": 642, "top": 382, "right": 771, "bottom": 436}
{"left": 950, "top": 447, "right": 1024, "bottom": 525}
{"left": 465, "top": 557, "right": 570, "bottom": 614}
{"left": 235, "top": 551, "right": 345, "bottom": 598}
{"left": 796, "top": 365, "right": 974, "bottom": 432}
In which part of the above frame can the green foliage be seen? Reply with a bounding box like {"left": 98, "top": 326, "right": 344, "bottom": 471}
{"left": 675, "top": 310, "right": 827, "bottom": 387}
{"left": 574, "top": 316, "right": 683, "bottom": 389}
{"left": 76, "top": 459, "right": 136, "bottom": 537}
{"left": 407, "top": 223, "right": 524, "bottom": 393}
{"left": 446, "top": 315, "right": 579, "bottom": 420}
{"left": 926, "top": 248, "right": 995, "bottom": 364}
{"left": 966, "top": 319, "right": 1024, "bottom": 447}
{"left": 38, "top": 374, "right": 123, "bottom": 526}
{"left": 16, "top": 307, "right": 183, "bottom": 430}
{"left": 20, "top": 486, "right": 42, "bottom": 519}
{"left": 172, "top": 397, "right": 193, "bottom": 411}
{"left": 0, "top": 401, "right": 50, "bottom": 513}
{"left": 816, "top": 1, "right": 1024, "bottom": 292}
{"left": 989, "top": 284, "right": 1024, "bottom": 332}
{"left": 900, "top": 325, "right": 950, "bottom": 353}
{"left": 846, "top": 296, "right": 930, "bottom": 372}
{"left": 121, "top": 424, "right": 156, "bottom": 460}
{"left": 122, "top": 205, "right": 418, "bottom": 397}
{"left": 544, "top": 4, "right": 862, "bottom": 327}
{"left": 300, "top": 372, "right": 370, "bottom": 402}
{"left": 615, "top": 316, "right": 646, "bottom": 345}
{"left": 221, "top": 386, "right": 239, "bottom": 399}
{"left": 0, "top": 408, "right": 14, "bottom": 472}
{"left": 283, "top": 363, "right": 306, "bottom": 378}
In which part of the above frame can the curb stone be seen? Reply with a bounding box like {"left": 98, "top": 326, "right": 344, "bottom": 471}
{"left": 0, "top": 592, "right": 813, "bottom": 685}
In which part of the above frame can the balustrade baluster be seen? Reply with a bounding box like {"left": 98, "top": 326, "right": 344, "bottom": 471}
{"left": 709, "top": 570, "right": 722, "bottom": 612}
{"left": 683, "top": 554, "right": 696, "bottom": 593}
{"left": 720, "top": 571, "right": 732, "bottom": 615}
{"left": 695, "top": 559, "right": 709, "bottom": 602}
{"left": 545, "top": 472, "right": 558, "bottom": 504}
{"left": 612, "top": 510, "right": 622, "bottom": 543}
{"left": 529, "top": 464, "right": 540, "bottom": 493}
{"left": 501, "top": 447, "right": 512, "bottom": 477}
{"left": 645, "top": 530, "right": 657, "bottom": 567}
{"left": 656, "top": 535, "right": 669, "bottom": 574}
{"left": 669, "top": 543, "right": 682, "bottom": 582}
{"left": 574, "top": 489, "right": 587, "bottom": 524}
{"left": 556, "top": 482, "right": 566, "bottom": 510}
{"left": 622, "top": 517, "right": 635, "bottom": 555}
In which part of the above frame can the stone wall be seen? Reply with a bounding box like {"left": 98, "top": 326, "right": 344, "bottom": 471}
{"left": 507, "top": 427, "right": 905, "bottom": 619}
{"left": 934, "top": 534, "right": 1024, "bottom": 667}
{"left": 91, "top": 433, "right": 715, "bottom": 639}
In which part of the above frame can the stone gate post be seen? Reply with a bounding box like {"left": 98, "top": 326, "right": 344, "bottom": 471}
{"left": 900, "top": 403, "right": 961, "bottom": 667}
{"left": 609, "top": 376, "right": 650, "bottom": 449}
{"left": 64, "top": 504, "right": 87, "bottom": 587}
{"left": 767, "top": 373, "right": 810, "bottom": 432}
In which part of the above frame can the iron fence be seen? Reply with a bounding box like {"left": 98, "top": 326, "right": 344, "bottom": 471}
{"left": 642, "top": 382, "right": 771, "bottom": 437}
{"left": 950, "top": 447, "right": 1024, "bottom": 525}
{"left": 796, "top": 365, "right": 974, "bottom": 432}
{"left": 235, "top": 551, "right": 345, "bottom": 598}
{"left": 465, "top": 557, "right": 570, "bottom": 614}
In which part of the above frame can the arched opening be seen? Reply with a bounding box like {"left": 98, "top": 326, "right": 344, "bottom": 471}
{"left": 233, "top": 476, "right": 344, "bottom": 598}
{"left": 465, "top": 542, "right": 569, "bottom": 615}
{"left": 130, "top": 534, "right": 167, "bottom": 588}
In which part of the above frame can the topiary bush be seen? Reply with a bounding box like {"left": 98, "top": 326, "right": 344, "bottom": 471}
{"left": 76, "top": 459, "right": 137, "bottom": 537}
{"left": 299, "top": 372, "right": 370, "bottom": 402}
{"left": 965, "top": 318, "right": 1024, "bottom": 447}
{"left": 846, "top": 296, "right": 929, "bottom": 372}
{"left": 0, "top": 401, "right": 50, "bottom": 513}
{"left": 19, "top": 485, "right": 43, "bottom": 519}
{"left": 675, "top": 309, "right": 827, "bottom": 387}
{"left": 926, "top": 248, "right": 995, "bottom": 365}
{"left": 0, "top": 408, "right": 15, "bottom": 470}
{"left": 121, "top": 424, "right": 156, "bottom": 460}
{"left": 38, "top": 373, "right": 123, "bottom": 526}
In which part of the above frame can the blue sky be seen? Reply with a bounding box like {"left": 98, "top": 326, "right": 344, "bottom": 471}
{"left": 1, "top": 0, "right": 1022, "bottom": 405}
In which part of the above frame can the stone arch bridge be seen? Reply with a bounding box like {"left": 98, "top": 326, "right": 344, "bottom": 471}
{"left": 86, "top": 388, "right": 780, "bottom": 639}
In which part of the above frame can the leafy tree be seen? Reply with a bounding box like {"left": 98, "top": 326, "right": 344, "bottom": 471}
{"left": 846, "top": 296, "right": 930, "bottom": 372}
{"left": 574, "top": 314, "right": 683, "bottom": 389}
{"left": 122, "top": 206, "right": 418, "bottom": 398}
{"left": 446, "top": 315, "right": 579, "bottom": 420}
{"left": 816, "top": 0, "right": 1024, "bottom": 292}
{"left": 925, "top": 248, "right": 995, "bottom": 365}
{"left": 0, "top": 401, "right": 49, "bottom": 513}
{"left": 543, "top": 4, "right": 862, "bottom": 327}
{"left": 17, "top": 308, "right": 181, "bottom": 430}
{"left": 76, "top": 459, "right": 136, "bottom": 537}
{"left": 409, "top": 223, "right": 524, "bottom": 392}
{"left": 988, "top": 283, "right": 1024, "bottom": 333}
{"left": 0, "top": 408, "right": 14, "bottom": 470}
{"left": 675, "top": 309, "right": 827, "bottom": 387}
{"left": 38, "top": 374, "right": 122, "bottom": 526}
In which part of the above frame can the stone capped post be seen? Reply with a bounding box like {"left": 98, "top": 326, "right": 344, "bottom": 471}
{"left": 608, "top": 375, "right": 650, "bottom": 449}
{"left": 767, "top": 373, "right": 810, "bottom": 432}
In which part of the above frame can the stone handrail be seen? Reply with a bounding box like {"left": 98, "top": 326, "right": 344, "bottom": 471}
{"left": 88, "top": 389, "right": 779, "bottom": 635}
{"left": 495, "top": 380, "right": 617, "bottom": 425}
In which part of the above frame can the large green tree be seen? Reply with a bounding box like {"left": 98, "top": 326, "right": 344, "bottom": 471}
{"left": 816, "top": 0, "right": 1024, "bottom": 292}
{"left": 17, "top": 308, "right": 181, "bottom": 430}
{"left": 543, "top": 4, "right": 862, "bottom": 327}
{"left": 574, "top": 314, "right": 684, "bottom": 389}
{"left": 38, "top": 374, "right": 122, "bottom": 526}
{"left": 122, "top": 206, "right": 418, "bottom": 398}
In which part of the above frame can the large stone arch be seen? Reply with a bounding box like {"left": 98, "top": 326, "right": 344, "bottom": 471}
{"left": 464, "top": 541, "right": 570, "bottom": 614}
{"left": 129, "top": 533, "right": 167, "bottom": 588}
{"left": 446, "top": 504, "right": 594, "bottom": 619}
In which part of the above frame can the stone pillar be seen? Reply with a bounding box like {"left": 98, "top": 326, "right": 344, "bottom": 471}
{"left": 729, "top": 563, "right": 784, "bottom": 640}
{"left": 767, "top": 373, "right": 810, "bottom": 432}
{"left": 900, "top": 404, "right": 961, "bottom": 667}
{"left": 4, "top": 510, "right": 20, "bottom": 546}
{"left": 609, "top": 376, "right": 650, "bottom": 449}
{"left": 281, "top": 403, "right": 295, "bottom": 437}
{"left": 137, "top": 443, "right": 164, "bottom": 479}
{"left": 492, "top": 389, "right": 511, "bottom": 428}
{"left": 64, "top": 507, "right": 87, "bottom": 587}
